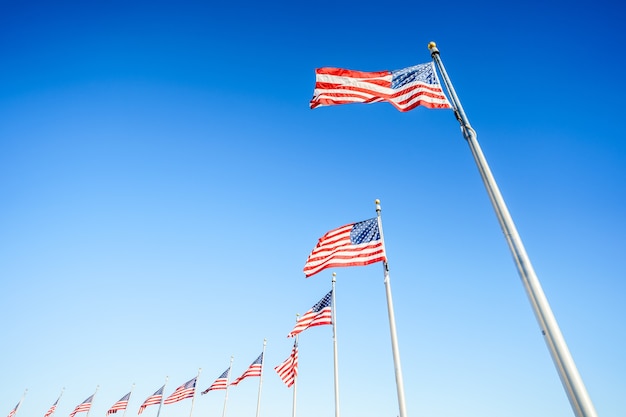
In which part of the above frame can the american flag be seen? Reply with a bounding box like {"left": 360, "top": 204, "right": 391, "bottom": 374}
{"left": 274, "top": 341, "right": 298, "bottom": 388}
{"left": 231, "top": 353, "right": 263, "bottom": 386}
{"left": 44, "top": 394, "right": 62, "bottom": 417}
{"left": 6, "top": 400, "right": 21, "bottom": 417}
{"left": 163, "top": 377, "right": 197, "bottom": 405}
{"left": 201, "top": 368, "right": 230, "bottom": 394}
{"left": 288, "top": 291, "right": 332, "bottom": 337}
{"left": 303, "top": 217, "right": 386, "bottom": 277}
{"left": 310, "top": 62, "right": 451, "bottom": 112}
{"left": 106, "top": 392, "right": 131, "bottom": 415}
{"left": 69, "top": 394, "right": 94, "bottom": 417}
{"left": 137, "top": 386, "right": 163, "bottom": 415}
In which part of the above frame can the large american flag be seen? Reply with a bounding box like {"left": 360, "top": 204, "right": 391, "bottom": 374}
{"left": 137, "top": 386, "right": 163, "bottom": 415}
{"left": 230, "top": 353, "right": 263, "bottom": 386}
{"left": 274, "top": 341, "right": 298, "bottom": 388}
{"left": 303, "top": 217, "right": 386, "bottom": 277}
{"left": 43, "top": 396, "right": 60, "bottom": 417}
{"left": 163, "top": 377, "right": 196, "bottom": 405}
{"left": 106, "top": 392, "right": 131, "bottom": 415}
{"left": 310, "top": 62, "right": 451, "bottom": 112}
{"left": 69, "top": 394, "right": 94, "bottom": 417}
{"left": 288, "top": 291, "right": 332, "bottom": 337}
{"left": 201, "top": 368, "right": 230, "bottom": 394}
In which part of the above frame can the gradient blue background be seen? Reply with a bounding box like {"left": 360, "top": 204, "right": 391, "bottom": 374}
{"left": 1, "top": 1, "right": 624, "bottom": 417}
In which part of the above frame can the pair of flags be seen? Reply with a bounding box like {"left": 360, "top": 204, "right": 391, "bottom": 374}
{"left": 137, "top": 377, "right": 195, "bottom": 414}
{"left": 201, "top": 352, "right": 264, "bottom": 395}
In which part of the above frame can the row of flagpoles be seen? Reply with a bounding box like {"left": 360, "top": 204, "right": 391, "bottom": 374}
{"left": 7, "top": 42, "right": 598, "bottom": 417}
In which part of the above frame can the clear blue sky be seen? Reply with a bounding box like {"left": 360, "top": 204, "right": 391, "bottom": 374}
{"left": 1, "top": 1, "right": 624, "bottom": 417}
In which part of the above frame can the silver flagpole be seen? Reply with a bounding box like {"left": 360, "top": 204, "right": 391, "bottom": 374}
{"left": 331, "top": 273, "right": 340, "bottom": 417}
{"left": 428, "top": 41, "right": 598, "bottom": 417}
{"left": 375, "top": 200, "right": 408, "bottom": 417}
{"left": 122, "top": 384, "right": 135, "bottom": 417}
{"left": 156, "top": 376, "right": 168, "bottom": 417}
{"left": 14, "top": 389, "right": 27, "bottom": 417}
{"left": 291, "top": 315, "right": 299, "bottom": 417}
{"left": 222, "top": 357, "right": 234, "bottom": 417}
{"left": 189, "top": 368, "right": 201, "bottom": 417}
{"left": 53, "top": 387, "right": 65, "bottom": 417}
{"left": 255, "top": 339, "right": 267, "bottom": 417}
{"left": 85, "top": 386, "right": 98, "bottom": 417}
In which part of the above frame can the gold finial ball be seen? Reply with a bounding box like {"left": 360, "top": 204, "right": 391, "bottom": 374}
{"left": 428, "top": 41, "right": 437, "bottom": 49}
{"left": 375, "top": 199, "right": 380, "bottom": 204}
{"left": 332, "top": 272, "right": 336, "bottom": 276}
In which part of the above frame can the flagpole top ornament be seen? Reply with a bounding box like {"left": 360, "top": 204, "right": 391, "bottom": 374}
{"left": 428, "top": 41, "right": 440, "bottom": 55}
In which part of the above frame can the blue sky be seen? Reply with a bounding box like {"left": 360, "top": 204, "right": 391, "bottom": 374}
{"left": 1, "top": 1, "right": 624, "bottom": 417}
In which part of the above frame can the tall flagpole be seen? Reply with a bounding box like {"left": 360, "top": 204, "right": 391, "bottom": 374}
{"left": 222, "top": 357, "right": 234, "bottom": 417}
{"left": 189, "top": 369, "right": 201, "bottom": 417}
{"left": 122, "top": 384, "right": 135, "bottom": 417}
{"left": 156, "top": 376, "right": 168, "bottom": 417}
{"left": 291, "top": 315, "right": 299, "bottom": 417}
{"left": 86, "top": 386, "right": 99, "bottom": 417}
{"left": 375, "top": 199, "right": 408, "bottom": 417}
{"left": 331, "top": 273, "right": 341, "bottom": 417}
{"left": 428, "top": 41, "right": 598, "bottom": 417}
{"left": 14, "top": 389, "right": 27, "bottom": 417}
{"left": 255, "top": 339, "right": 267, "bottom": 417}
{"left": 53, "top": 387, "right": 65, "bottom": 417}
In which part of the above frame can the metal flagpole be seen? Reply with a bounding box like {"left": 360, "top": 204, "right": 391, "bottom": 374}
{"left": 189, "top": 369, "right": 201, "bottom": 417}
{"left": 122, "top": 384, "right": 135, "bottom": 417}
{"left": 428, "top": 41, "right": 598, "bottom": 417}
{"left": 375, "top": 200, "right": 408, "bottom": 417}
{"left": 331, "top": 273, "right": 341, "bottom": 417}
{"left": 255, "top": 339, "right": 267, "bottom": 417}
{"left": 14, "top": 389, "right": 27, "bottom": 417}
{"left": 156, "top": 376, "right": 168, "bottom": 417}
{"left": 53, "top": 387, "right": 65, "bottom": 417}
{"left": 86, "top": 386, "right": 98, "bottom": 417}
{"left": 291, "top": 315, "right": 299, "bottom": 417}
{"left": 222, "top": 357, "right": 234, "bottom": 417}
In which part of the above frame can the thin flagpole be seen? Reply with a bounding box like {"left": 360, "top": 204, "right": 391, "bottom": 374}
{"left": 122, "top": 384, "right": 135, "bottom": 417}
{"left": 375, "top": 200, "right": 408, "bottom": 417}
{"left": 189, "top": 368, "right": 201, "bottom": 417}
{"left": 156, "top": 376, "right": 168, "bottom": 417}
{"left": 291, "top": 315, "right": 299, "bottom": 417}
{"left": 221, "top": 357, "right": 234, "bottom": 417}
{"left": 428, "top": 41, "right": 598, "bottom": 417}
{"left": 255, "top": 339, "right": 267, "bottom": 417}
{"left": 53, "top": 387, "right": 65, "bottom": 417}
{"left": 85, "top": 386, "right": 98, "bottom": 417}
{"left": 331, "top": 273, "right": 340, "bottom": 417}
{"left": 14, "top": 389, "right": 27, "bottom": 417}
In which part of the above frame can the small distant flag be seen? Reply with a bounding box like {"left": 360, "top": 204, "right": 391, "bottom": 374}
{"left": 231, "top": 353, "right": 263, "bottom": 386}
{"left": 106, "top": 392, "right": 131, "bottom": 415}
{"left": 303, "top": 217, "right": 386, "bottom": 277}
{"left": 138, "top": 386, "right": 164, "bottom": 415}
{"left": 44, "top": 395, "right": 61, "bottom": 417}
{"left": 164, "top": 377, "right": 197, "bottom": 405}
{"left": 275, "top": 341, "right": 298, "bottom": 388}
{"left": 288, "top": 291, "right": 332, "bottom": 338}
{"left": 202, "top": 368, "right": 230, "bottom": 394}
{"left": 309, "top": 62, "right": 451, "bottom": 112}
{"left": 69, "top": 394, "right": 94, "bottom": 417}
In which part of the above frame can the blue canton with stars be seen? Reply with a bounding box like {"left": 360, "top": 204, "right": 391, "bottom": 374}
{"left": 311, "top": 291, "right": 332, "bottom": 313}
{"left": 350, "top": 218, "right": 380, "bottom": 244}
{"left": 391, "top": 63, "right": 435, "bottom": 90}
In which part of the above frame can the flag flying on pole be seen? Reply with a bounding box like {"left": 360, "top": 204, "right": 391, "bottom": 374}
{"left": 106, "top": 392, "right": 131, "bottom": 415}
{"left": 7, "top": 401, "right": 21, "bottom": 417}
{"left": 288, "top": 291, "right": 332, "bottom": 337}
{"left": 230, "top": 353, "right": 263, "bottom": 386}
{"left": 138, "top": 386, "right": 164, "bottom": 415}
{"left": 310, "top": 62, "right": 451, "bottom": 112}
{"left": 69, "top": 395, "right": 94, "bottom": 417}
{"left": 303, "top": 217, "right": 385, "bottom": 277}
{"left": 202, "top": 368, "right": 230, "bottom": 394}
{"left": 44, "top": 396, "right": 60, "bottom": 417}
{"left": 163, "top": 377, "right": 197, "bottom": 405}
{"left": 274, "top": 341, "right": 298, "bottom": 388}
